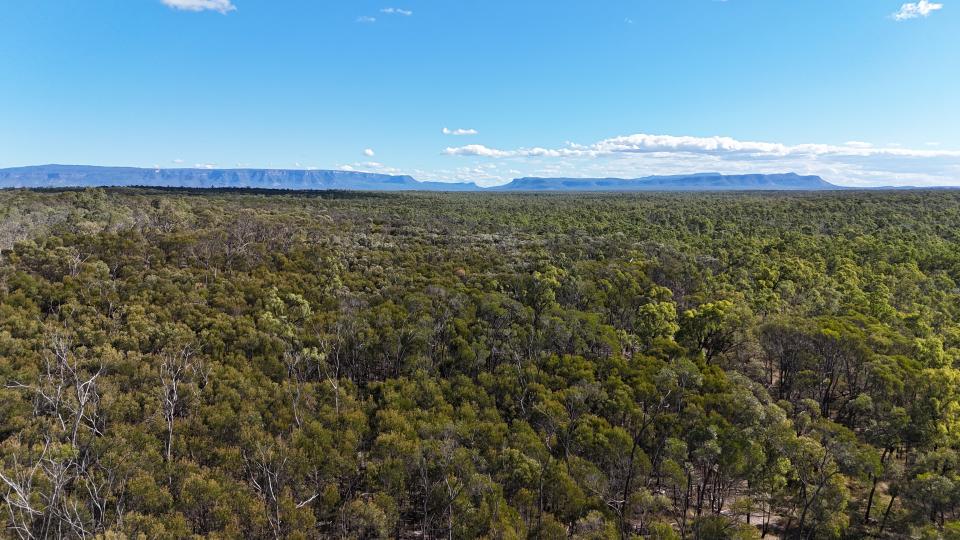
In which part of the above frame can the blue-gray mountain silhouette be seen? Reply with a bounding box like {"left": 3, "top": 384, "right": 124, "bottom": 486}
{"left": 0, "top": 166, "right": 843, "bottom": 191}
{"left": 0, "top": 165, "right": 479, "bottom": 191}
{"left": 492, "top": 173, "right": 839, "bottom": 191}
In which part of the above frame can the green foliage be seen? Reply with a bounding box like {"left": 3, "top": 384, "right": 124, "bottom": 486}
{"left": 1, "top": 188, "right": 960, "bottom": 537}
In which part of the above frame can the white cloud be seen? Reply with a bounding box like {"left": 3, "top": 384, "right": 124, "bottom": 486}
{"left": 445, "top": 133, "right": 960, "bottom": 160}
{"left": 364, "top": 148, "right": 376, "bottom": 157}
{"left": 445, "top": 144, "right": 557, "bottom": 158}
{"left": 893, "top": 0, "right": 943, "bottom": 20}
{"left": 172, "top": 158, "right": 185, "bottom": 164}
{"left": 442, "top": 127, "right": 479, "bottom": 136}
{"left": 357, "top": 16, "right": 377, "bottom": 23}
{"left": 381, "top": 7, "right": 413, "bottom": 16}
{"left": 194, "top": 163, "right": 217, "bottom": 169}
{"left": 339, "top": 161, "right": 404, "bottom": 175}
{"left": 161, "top": 0, "right": 236, "bottom": 14}
{"left": 441, "top": 132, "right": 960, "bottom": 187}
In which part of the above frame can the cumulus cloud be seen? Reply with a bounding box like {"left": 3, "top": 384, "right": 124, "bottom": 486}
{"left": 442, "top": 127, "right": 479, "bottom": 136}
{"left": 893, "top": 0, "right": 943, "bottom": 20}
{"left": 364, "top": 148, "right": 376, "bottom": 157}
{"left": 444, "top": 133, "right": 960, "bottom": 160}
{"left": 339, "top": 161, "right": 403, "bottom": 175}
{"left": 445, "top": 144, "right": 560, "bottom": 158}
{"left": 161, "top": 0, "right": 236, "bottom": 14}
{"left": 441, "top": 132, "right": 960, "bottom": 187}
{"left": 381, "top": 7, "right": 413, "bottom": 16}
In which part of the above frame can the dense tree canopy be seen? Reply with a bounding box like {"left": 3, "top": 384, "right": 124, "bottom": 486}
{"left": 1, "top": 188, "right": 959, "bottom": 538}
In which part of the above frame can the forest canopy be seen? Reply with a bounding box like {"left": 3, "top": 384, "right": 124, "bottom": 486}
{"left": 1, "top": 188, "right": 960, "bottom": 539}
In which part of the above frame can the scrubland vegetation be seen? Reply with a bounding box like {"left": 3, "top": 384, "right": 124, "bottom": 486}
{"left": 1, "top": 188, "right": 960, "bottom": 539}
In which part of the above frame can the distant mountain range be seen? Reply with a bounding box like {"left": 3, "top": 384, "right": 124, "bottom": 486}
{"left": 0, "top": 165, "right": 480, "bottom": 191}
{"left": 0, "top": 165, "right": 878, "bottom": 192}
{"left": 491, "top": 173, "right": 840, "bottom": 191}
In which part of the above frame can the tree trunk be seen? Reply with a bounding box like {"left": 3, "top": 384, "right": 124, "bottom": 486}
{"left": 878, "top": 493, "right": 897, "bottom": 536}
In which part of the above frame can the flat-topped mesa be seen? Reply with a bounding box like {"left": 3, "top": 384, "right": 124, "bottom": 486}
{"left": 492, "top": 173, "right": 840, "bottom": 191}
{"left": 0, "top": 166, "right": 843, "bottom": 192}
{"left": 0, "top": 165, "right": 480, "bottom": 191}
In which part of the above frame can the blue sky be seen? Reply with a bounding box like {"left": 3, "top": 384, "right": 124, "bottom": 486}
{"left": 1, "top": 0, "right": 958, "bottom": 186}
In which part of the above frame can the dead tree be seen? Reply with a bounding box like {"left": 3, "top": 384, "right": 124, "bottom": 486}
{"left": 2, "top": 335, "right": 105, "bottom": 539}
{"left": 159, "top": 345, "right": 196, "bottom": 463}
